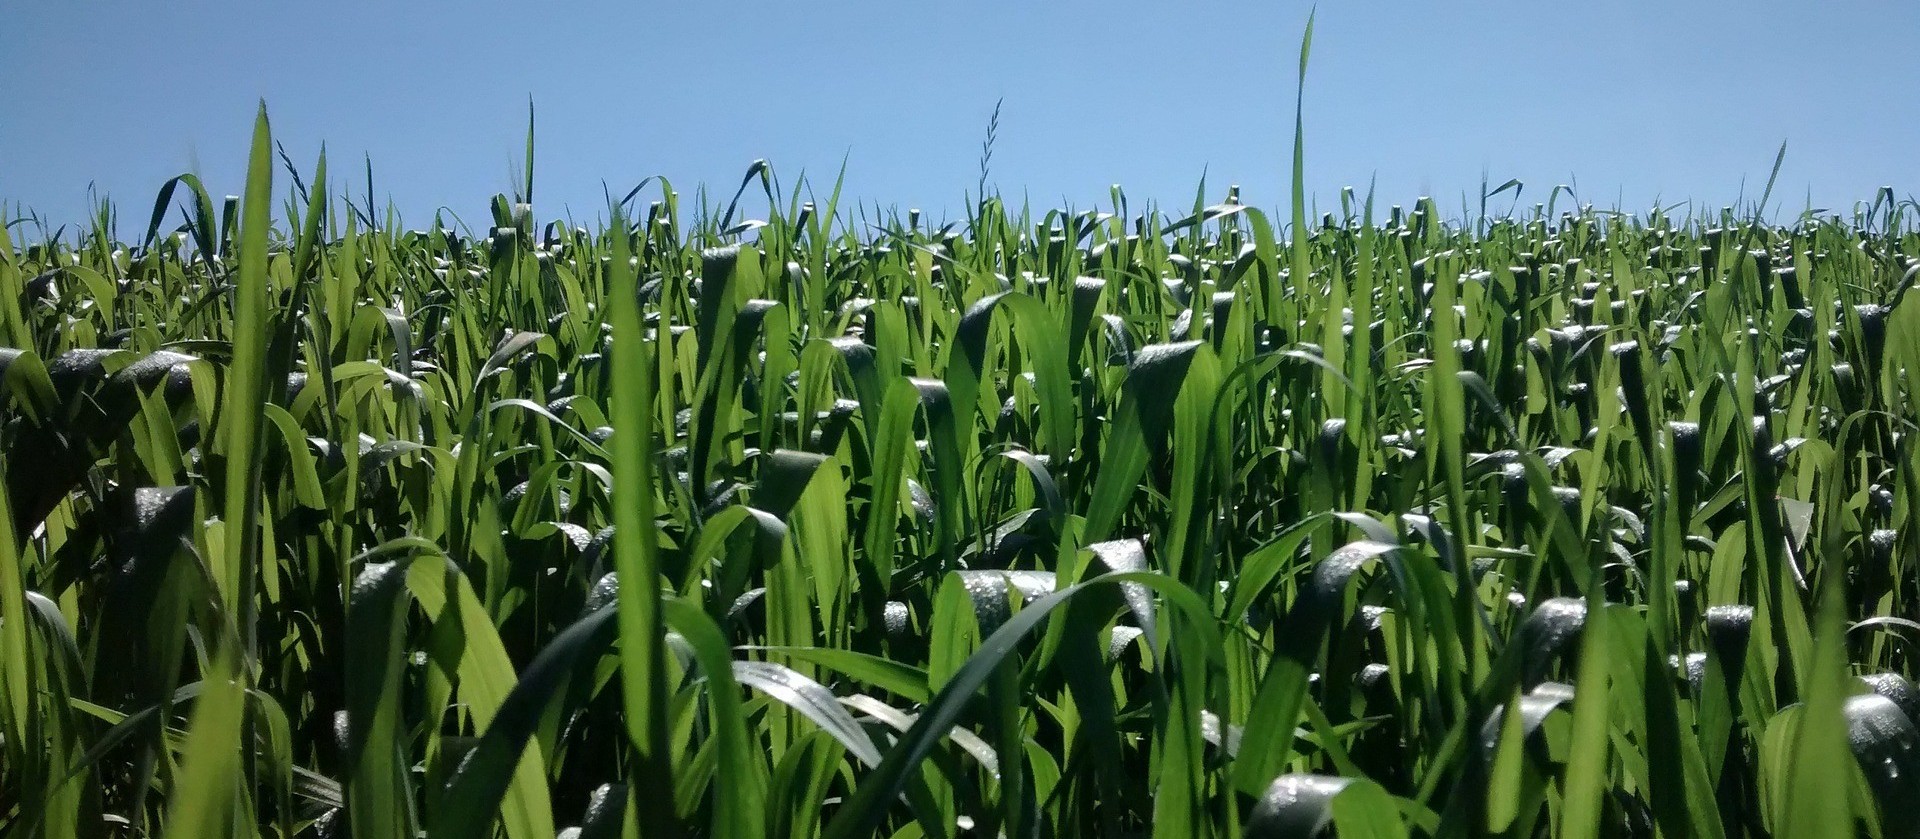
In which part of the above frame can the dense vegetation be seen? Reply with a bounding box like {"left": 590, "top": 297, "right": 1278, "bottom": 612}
{"left": 3, "top": 98, "right": 1918, "bottom": 837}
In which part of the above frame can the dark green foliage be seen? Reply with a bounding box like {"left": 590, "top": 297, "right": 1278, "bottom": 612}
{"left": 2, "top": 106, "right": 1919, "bottom": 839}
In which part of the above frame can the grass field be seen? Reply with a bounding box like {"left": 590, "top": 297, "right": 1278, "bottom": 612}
{"left": 3, "top": 79, "right": 1920, "bottom": 838}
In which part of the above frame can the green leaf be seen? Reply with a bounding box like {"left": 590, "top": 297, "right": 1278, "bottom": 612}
{"left": 430, "top": 605, "right": 618, "bottom": 839}
{"left": 1243, "top": 774, "right": 1407, "bottom": 839}
{"left": 605, "top": 206, "right": 675, "bottom": 831}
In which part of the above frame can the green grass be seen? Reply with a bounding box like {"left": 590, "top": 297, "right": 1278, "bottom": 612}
{"left": 3, "top": 90, "right": 1920, "bottom": 837}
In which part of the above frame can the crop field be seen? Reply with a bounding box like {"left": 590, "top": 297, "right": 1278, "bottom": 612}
{"left": 3, "top": 95, "right": 1920, "bottom": 838}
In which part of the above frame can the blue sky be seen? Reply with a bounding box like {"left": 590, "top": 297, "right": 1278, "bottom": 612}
{"left": 3, "top": 1, "right": 1916, "bottom": 232}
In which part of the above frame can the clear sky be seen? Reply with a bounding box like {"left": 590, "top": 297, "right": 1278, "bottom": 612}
{"left": 3, "top": 1, "right": 1916, "bottom": 232}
